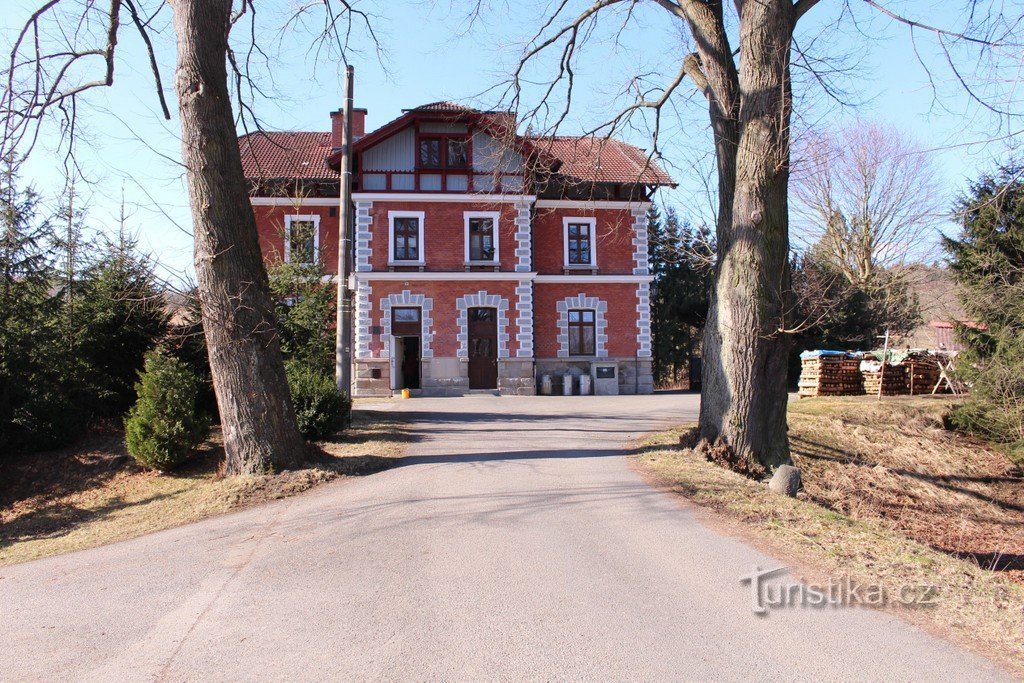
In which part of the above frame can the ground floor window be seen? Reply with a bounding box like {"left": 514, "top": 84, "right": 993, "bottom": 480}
{"left": 568, "top": 309, "right": 596, "bottom": 356}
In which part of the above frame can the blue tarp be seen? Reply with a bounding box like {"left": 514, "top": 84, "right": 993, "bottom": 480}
{"left": 800, "top": 350, "right": 859, "bottom": 359}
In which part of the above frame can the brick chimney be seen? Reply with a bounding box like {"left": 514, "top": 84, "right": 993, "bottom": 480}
{"left": 330, "top": 107, "right": 367, "bottom": 149}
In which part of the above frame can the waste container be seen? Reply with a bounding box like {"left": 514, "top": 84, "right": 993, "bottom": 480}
{"left": 579, "top": 374, "right": 592, "bottom": 395}
{"left": 540, "top": 374, "right": 553, "bottom": 395}
{"left": 562, "top": 373, "right": 574, "bottom": 396}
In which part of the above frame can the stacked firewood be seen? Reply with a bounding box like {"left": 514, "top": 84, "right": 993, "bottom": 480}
{"left": 798, "top": 352, "right": 863, "bottom": 398}
{"left": 861, "top": 363, "right": 909, "bottom": 396}
{"left": 904, "top": 351, "right": 942, "bottom": 395}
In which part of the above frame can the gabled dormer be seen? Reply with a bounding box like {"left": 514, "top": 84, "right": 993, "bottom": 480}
{"left": 326, "top": 102, "right": 528, "bottom": 195}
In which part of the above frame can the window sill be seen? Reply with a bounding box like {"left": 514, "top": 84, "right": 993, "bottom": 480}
{"left": 464, "top": 260, "right": 500, "bottom": 266}
{"left": 388, "top": 260, "right": 425, "bottom": 267}
{"left": 563, "top": 264, "right": 598, "bottom": 270}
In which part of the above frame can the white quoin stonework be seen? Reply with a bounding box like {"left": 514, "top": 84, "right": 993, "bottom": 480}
{"left": 455, "top": 291, "right": 510, "bottom": 359}
{"left": 379, "top": 290, "right": 433, "bottom": 358}
{"left": 556, "top": 293, "right": 608, "bottom": 358}
{"left": 636, "top": 282, "right": 652, "bottom": 358}
{"left": 631, "top": 203, "right": 651, "bottom": 275}
{"left": 514, "top": 199, "right": 533, "bottom": 272}
{"left": 355, "top": 282, "right": 373, "bottom": 359}
{"left": 515, "top": 279, "right": 534, "bottom": 358}
{"left": 355, "top": 200, "right": 374, "bottom": 272}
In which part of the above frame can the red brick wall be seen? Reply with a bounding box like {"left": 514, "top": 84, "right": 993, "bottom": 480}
{"left": 533, "top": 207, "right": 637, "bottom": 275}
{"left": 367, "top": 279, "right": 522, "bottom": 358}
{"left": 253, "top": 204, "right": 340, "bottom": 273}
{"left": 534, "top": 282, "right": 640, "bottom": 358}
{"left": 367, "top": 201, "right": 521, "bottom": 271}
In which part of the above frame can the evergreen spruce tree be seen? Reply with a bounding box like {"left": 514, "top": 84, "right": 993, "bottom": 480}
{"left": 74, "top": 231, "right": 169, "bottom": 418}
{"left": 0, "top": 156, "right": 70, "bottom": 451}
{"left": 944, "top": 163, "right": 1024, "bottom": 458}
{"left": 647, "top": 204, "right": 712, "bottom": 388}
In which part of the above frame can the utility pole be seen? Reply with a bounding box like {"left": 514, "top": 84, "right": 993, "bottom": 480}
{"left": 335, "top": 65, "right": 354, "bottom": 396}
{"left": 876, "top": 328, "right": 890, "bottom": 401}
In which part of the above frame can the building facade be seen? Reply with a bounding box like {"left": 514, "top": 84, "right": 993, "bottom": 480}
{"left": 241, "top": 102, "right": 674, "bottom": 397}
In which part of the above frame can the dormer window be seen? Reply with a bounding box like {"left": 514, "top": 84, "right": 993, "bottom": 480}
{"left": 417, "top": 133, "right": 470, "bottom": 170}
{"left": 447, "top": 139, "right": 469, "bottom": 168}
{"left": 419, "top": 138, "right": 441, "bottom": 168}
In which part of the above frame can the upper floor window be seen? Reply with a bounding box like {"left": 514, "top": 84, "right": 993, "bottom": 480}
{"left": 447, "top": 139, "right": 469, "bottom": 168}
{"left": 568, "top": 309, "right": 596, "bottom": 356}
{"left": 418, "top": 134, "right": 470, "bottom": 170}
{"left": 284, "top": 214, "right": 320, "bottom": 265}
{"left": 419, "top": 138, "right": 441, "bottom": 168}
{"left": 465, "top": 211, "right": 500, "bottom": 263}
{"left": 389, "top": 211, "right": 425, "bottom": 264}
{"left": 564, "top": 217, "right": 597, "bottom": 267}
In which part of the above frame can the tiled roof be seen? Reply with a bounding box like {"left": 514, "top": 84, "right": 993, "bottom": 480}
{"left": 239, "top": 124, "right": 675, "bottom": 186}
{"left": 239, "top": 131, "right": 337, "bottom": 180}
{"left": 528, "top": 136, "right": 675, "bottom": 186}
{"left": 403, "top": 101, "right": 480, "bottom": 112}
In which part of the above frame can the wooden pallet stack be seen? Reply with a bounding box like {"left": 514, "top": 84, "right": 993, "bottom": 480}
{"left": 862, "top": 363, "right": 909, "bottom": 396}
{"left": 798, "top": 352, "right": 863, "bottom": 398}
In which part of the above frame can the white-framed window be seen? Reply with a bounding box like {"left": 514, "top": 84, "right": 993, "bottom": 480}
{"left": 464, "top": 211, "right": 500, "bottom": 263}
{"left": 388, "top": 211, "right": 426, "bottom": 265}
{"left": 284, "top": 214, "right": 320, "bottom": 265}
{"left": 563, "top": 216, "right": 597, "bottom": 267}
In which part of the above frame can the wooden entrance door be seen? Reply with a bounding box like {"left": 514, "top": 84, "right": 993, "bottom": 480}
{"left": 468, "top": 307, "right": 498, "bottom": 390}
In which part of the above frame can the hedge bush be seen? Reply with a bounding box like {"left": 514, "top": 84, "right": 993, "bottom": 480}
{"left": 125, "top": 350, "right": 210, "bottom": 471}
{"left": 286, "top": 361, "right": 351, "bottom": 440}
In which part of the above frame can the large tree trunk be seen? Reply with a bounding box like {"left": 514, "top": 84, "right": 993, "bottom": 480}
{"left": 170, "top": 0, "right": 306, "bottom": 475}
{"left": 697, "top": 0, "right": 795, "bottom": 473}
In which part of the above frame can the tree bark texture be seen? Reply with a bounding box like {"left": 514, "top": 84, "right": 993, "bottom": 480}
{"left": 691, "top": 0, "right": 795, "bottom": 471}
{"left": 170, "top": 0, "right": 306, "bottom": 475}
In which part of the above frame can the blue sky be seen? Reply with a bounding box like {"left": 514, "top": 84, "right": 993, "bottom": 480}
{"left": 5, "top": 1, "right": 1020, "bottom": 284}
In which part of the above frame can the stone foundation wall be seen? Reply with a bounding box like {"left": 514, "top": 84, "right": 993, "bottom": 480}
{"left": 499, "top": 359, "right": 536, "bottom": 396}
{"left": 421, "top": 357, "right": 470, "bottom": 397}
{"left": 353, "top": 359, "right": 390, "bottom": 397}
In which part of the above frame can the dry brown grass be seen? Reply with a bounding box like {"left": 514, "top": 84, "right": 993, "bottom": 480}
{"left": 631, "top": 399, "right": 1024, "bottom": 676}
{"left": 789, "top": 396, "right": 1024, "bottom": 581}
{"left": 0, "top": 410, "right": 413, "bottom": 567}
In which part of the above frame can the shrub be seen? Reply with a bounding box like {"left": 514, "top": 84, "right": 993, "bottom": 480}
{"left": 286, "top": 361, "right": 350, "bottom": 440}
{"left": 125, "top": 350, "right": 210, "bottom": 471}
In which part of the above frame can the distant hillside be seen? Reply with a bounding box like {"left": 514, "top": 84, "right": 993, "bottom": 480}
{"left": 895, "top": 265, "right": 968, "bottom": 350}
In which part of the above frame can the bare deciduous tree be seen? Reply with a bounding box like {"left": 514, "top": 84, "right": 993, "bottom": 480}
{"left": 793, "top": 121, "right": 944, "bottom": 291}
{"left": 493, "top": 0, "right": 1023, "bottom": 472}
{"left": 1, "top": 0, "right": 374, "bottom": 474}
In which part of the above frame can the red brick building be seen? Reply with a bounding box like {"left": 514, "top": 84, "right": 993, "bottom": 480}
{"left": 240, "top": 101, "right": 674, "bottom": 396}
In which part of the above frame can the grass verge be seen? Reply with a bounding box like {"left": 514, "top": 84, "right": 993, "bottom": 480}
{"left": 0, "top": 410, "right": 412, "bottom": 567}
{"left": 631, "top": 397, "right": 1024, "bottom": 676}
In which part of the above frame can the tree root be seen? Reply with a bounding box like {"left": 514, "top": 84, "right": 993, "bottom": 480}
{"left": 693, "top": 437, "right": 767, "bottom": 480}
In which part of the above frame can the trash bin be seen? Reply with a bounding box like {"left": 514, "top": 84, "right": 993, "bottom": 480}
{"left": 540, "top": 374, "right": 553, "bottom": 395}
{"left": 562, "top": 373, "right": 574, "bottom": 396}
{"left": 579, "top": 374, "right": 592, "bottom": 395}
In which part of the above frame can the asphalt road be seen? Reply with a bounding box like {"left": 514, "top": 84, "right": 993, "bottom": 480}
{"left": 1, "top": 393, "right": 1008, "bottom": 681}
